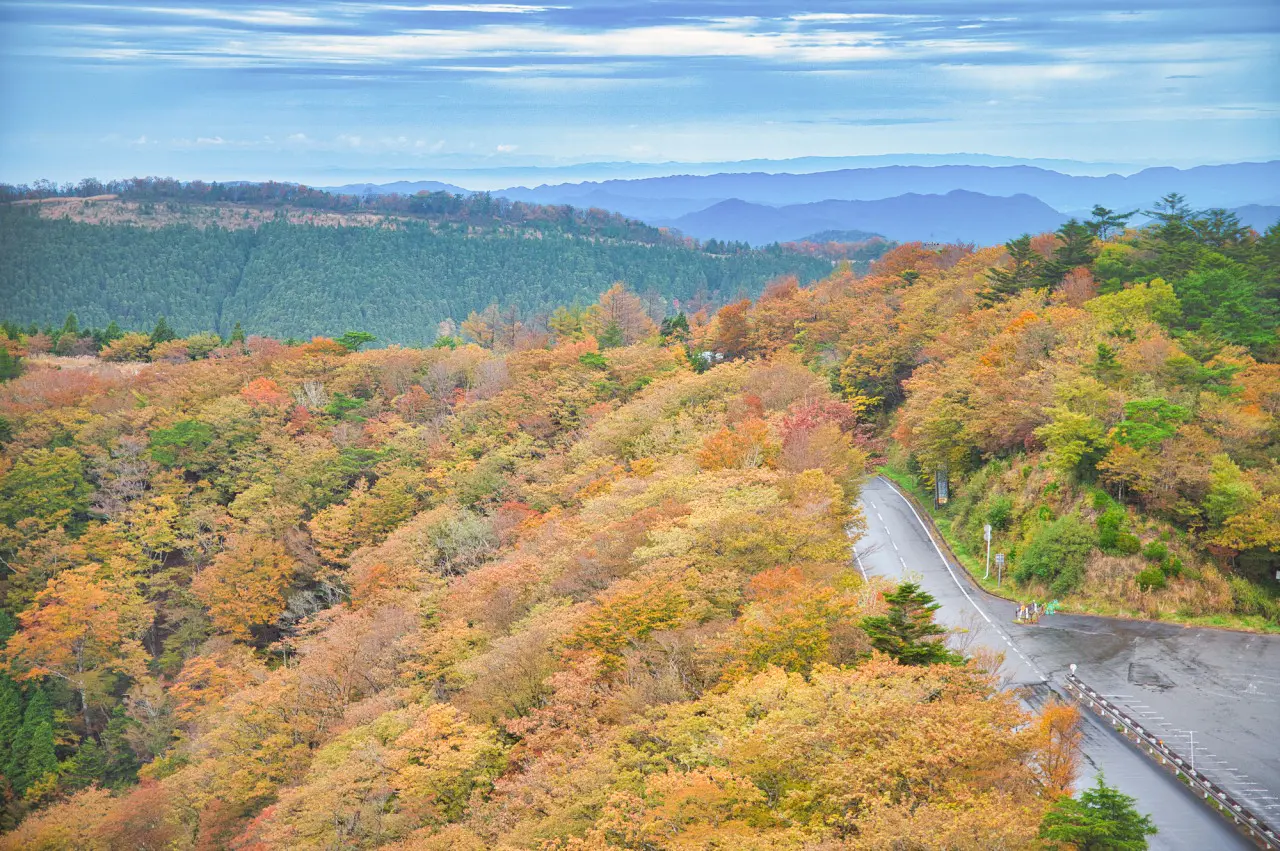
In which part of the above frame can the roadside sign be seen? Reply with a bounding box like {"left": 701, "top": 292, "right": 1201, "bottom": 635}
{"left": 935, "top": 468, "right": 949, "bottom": 505}
{"left": 983, "top": 524, "right": 992, "bottom": 542}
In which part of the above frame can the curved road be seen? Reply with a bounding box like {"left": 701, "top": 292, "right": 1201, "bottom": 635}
{"left": 856, "top": 475, "right": 1280, "bottom": 850}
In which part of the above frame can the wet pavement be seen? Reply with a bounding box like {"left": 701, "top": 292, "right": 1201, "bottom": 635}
{"left": 855, "top": 475, "right": 1280, "bottom": 850}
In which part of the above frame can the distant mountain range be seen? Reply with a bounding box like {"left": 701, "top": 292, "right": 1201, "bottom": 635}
{"left": 665, "top": 191, "right": 1069, "bottom": 246}
{"left": 1231, "top": 205, "right": 1280, "bottom": 233}
{"left": 323, "top": 160, "right": 1280, "bottom": 247}
{"left": 323, "top": 179, "right": 469, "bottom": 196}
{"left": 793, "top": 229, "right": 884, "bottom": 244}
{"left": 311, "top": 153, "right": 1147, "bottom": 190}
{"left": 497, "top": 161, "right": 1280, "bottom": 217}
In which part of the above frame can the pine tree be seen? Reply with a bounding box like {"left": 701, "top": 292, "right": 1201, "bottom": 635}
{"left": 337, "top": 330, "right": 377, "bottom": 352}
{"left": 22, "top": 720, "right": 57, "bottom": 793}
{"left": 0, "top": 677, "right": 22, "bottom": 787}
{"left": 0, "top": 346, "right": 20, "bottom": 382}
{"left": 12, "top": 689, "right": 54, "bottom": 793}
{"left": 1040, "top": 219, "right": 1098, "bottom": 289}
{"left": 1085, "top": 205, "right": 1135, "bottom": 240}
{"left": 1143, "top": 193, "right": 1200, "bottom": 279}
{"left": 101, "top": 320, "right": 124, "bottom": 343}
{"left": 229, "top": 320, "right": 246, "bottom": 345}
{"left": 62, "top": 736, "right": 106, "bottom": 791}
{"left": 859, "top": 581, "right": 962, "bottom": 666}
{"left": 1040, "top": 774, "right": 1157, "bottom": 850}
{"left": 659, "top": 313, "right": 690, "bottom": 342}
{"left": 1093, "top": 343, "right": 1122, "bottom": 383}
{"left": 101, "top": 706, "right": 140, "bottom": 787}
{"left": 598, "top": 321, "right": 625, "bottom": 349}
{"left": 150, "top": 315, "right": 177, "bottom": 345}
{"left": 982, "top": 234, "right": 1040, "bottom": 304}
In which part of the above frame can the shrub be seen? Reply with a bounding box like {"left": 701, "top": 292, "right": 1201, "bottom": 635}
{"left": 1228, "top": 576, "right": 1280, "bottom": 623}
{"left": 1098, "top": 505, "right": 1140, "bottom": 555}
{"left": 1142, "top": 541, "right": 1169, "bottom": 562}
{"left": 1135, "top": 566, "right": 1166, "bottom": 592}
{"left": 1014, "top": 514, "right": 1097, "bottom": 596}
{"left": 578, "top": 351, "right": 608, "bottom": 370}
{"left": 986, "top": 495, "right": 1014, "bottom": 531}
{"left": 100, "top": 332, "right": 153, "bottom": 362}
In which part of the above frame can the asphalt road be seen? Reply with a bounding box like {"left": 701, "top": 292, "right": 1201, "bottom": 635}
{"left": 856, "top": 475, "right": 1280, "bottom": 851}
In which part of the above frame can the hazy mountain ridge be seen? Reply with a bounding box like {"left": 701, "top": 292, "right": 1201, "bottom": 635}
{"left": 495, "top": 161, "right": 1280, "bottom": 214}
{"left": 331, "top": 161, "right": 1280, "bottom": 245}
{"left": 665, "top": 191, "right": 1071, "bottom": 246}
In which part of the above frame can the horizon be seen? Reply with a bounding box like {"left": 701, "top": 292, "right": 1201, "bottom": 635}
{"left": 2, "top": 1, "right": 1278, "bottom": 184}
{"left": 7, "top": 154, "right": 1280, "bottom": 196}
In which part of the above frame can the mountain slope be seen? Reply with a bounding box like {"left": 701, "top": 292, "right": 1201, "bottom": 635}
{"left": 668, "top": 190, "right": 1069, "bottom": 246}
{"left": 1231, "top": 204, "right": 1280, "bottom": 232}
{"left": 0, "top": 206, "right": 833, "bottom": 342}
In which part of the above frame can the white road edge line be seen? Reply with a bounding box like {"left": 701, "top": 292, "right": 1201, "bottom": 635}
{"left": 878, "top": 477, "right": 1049, "bottom": 682}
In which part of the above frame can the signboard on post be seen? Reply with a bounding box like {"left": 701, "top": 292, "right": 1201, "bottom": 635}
{"left": 995, "top": 553, "right": 1005, "bottom": 587}
{"left": 935, "top": 468, "right": 949, "bottom": 506}
{"left": 984, "top": 524, "right": 992, "bottom": 578}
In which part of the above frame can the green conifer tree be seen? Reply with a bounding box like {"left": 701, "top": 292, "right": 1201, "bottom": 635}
{"left": 0, "top": 346, "right": 22, "bottom": 382}
{"left": 598, "top": 321, "right": 625, "bottom": 349}
{"left": 982, "top": 234, "right": 1040, "bottom": 304}
{"left": 101, "top": 706, "right": 140, "bottom": 787}
{"left": 1040, "top": 219, "right": 1099, "bottom": 289}
{"left": 859, "top": 581, "right": 963, "bottom": 666}
{"left": 0, "top": 677, "right": 22, "bottom": 787}
{"left": 150, "top": 315, "right": 177, "bottom": 345}
{"left": 22, "top": 720, "right": 58, "bottom": 793}
{"left": 62, "top": 737, "right": 106, "bottom": 791}
{"left": 1040, "top": 774, "right": 1157, "bottom": 850}
{"left": 12, "top": 689, "right": 54, "bottom": 794}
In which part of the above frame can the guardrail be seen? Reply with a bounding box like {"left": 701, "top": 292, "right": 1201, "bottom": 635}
{"left": 1064, "top": 672, "right": 1278, "bottom": 850}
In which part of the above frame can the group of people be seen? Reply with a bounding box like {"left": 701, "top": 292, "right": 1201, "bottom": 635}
{"left": 1014, "top": 600, "right": 1059, "bottom": 623}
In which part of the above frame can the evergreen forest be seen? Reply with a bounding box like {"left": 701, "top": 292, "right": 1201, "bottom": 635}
{"left": 0, "top": 196, "right": 836, "bottom": 344}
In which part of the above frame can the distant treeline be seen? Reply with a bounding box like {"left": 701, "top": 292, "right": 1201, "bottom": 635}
{"left": 1, "top": 177, "right": 783, "bottom": 254}
{"left": 0, "top": 209, "right": 834, "bottom": 344}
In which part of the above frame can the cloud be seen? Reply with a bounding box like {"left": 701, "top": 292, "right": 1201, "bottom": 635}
{"left": 379, "top": 3, "right": 565, "bottom": 12}
{"left": 2, "top": 0, "right": 1277, "bottom": 176}
{"left": 496, "top": 143, "right": 517, "bottom": 152}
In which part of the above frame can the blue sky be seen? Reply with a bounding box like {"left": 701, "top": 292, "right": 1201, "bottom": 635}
{"left": 1, "top": 1, "right": 1277, "bottom": 185}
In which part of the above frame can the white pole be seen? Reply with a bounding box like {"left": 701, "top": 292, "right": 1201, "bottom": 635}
{"left": 1190, "top": 731, "right": 1195, "bottom": 772}
{"left": 984, "top": 524, "right": 992, "bottom": 580}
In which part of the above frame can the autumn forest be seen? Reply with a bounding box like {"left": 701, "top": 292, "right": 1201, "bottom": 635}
{"left": 0, "top": 193, "right": 1277, "bottom": 848}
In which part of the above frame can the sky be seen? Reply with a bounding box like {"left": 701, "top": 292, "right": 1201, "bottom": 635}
{"left": 1, "top": 1, "right": 1278, "bottom": 186}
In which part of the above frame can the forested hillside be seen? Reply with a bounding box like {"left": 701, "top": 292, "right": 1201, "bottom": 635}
{"left": 0, "top": 196, "right": 835, "bottom": 344}
{"left": 688, "top": 196, "right": 1280, "bottom": 626}
{"left": 0, "top": 193, "right": 1276, "bottom": 847}
{"left": 0, "top": 311, "right": 1079, "bottom": 848}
